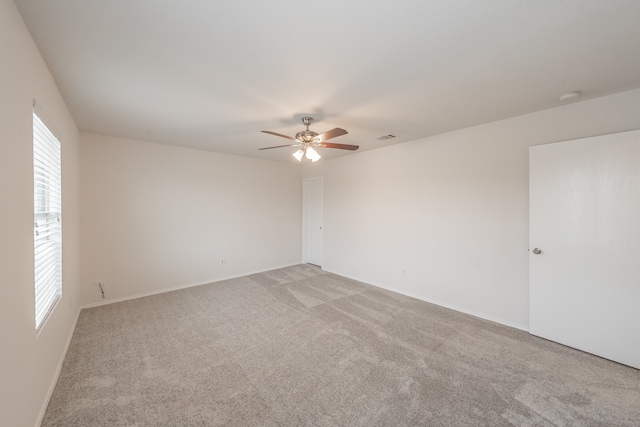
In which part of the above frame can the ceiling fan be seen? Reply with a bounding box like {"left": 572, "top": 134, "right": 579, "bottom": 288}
{"left": 259, "top": 117, "right": 359, "bottom": 162}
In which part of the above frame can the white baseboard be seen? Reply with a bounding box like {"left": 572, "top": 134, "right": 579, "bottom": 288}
{"left": 80, "top": 263, "right": 301, "bottom": 310}
{"left": 35, "top": 306, "right": 82, "bottom": 427}
{"left": 322, "top": 267, "right": 529, "bottom": 332}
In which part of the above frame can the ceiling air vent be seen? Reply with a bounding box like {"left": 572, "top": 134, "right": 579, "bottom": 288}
{"left": 376, "top": 134, "right": 396, "bottom": 141}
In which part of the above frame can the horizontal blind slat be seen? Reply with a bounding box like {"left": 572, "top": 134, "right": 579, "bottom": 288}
{"left": 35, "top": 261, "right": 57, "bottom": 289}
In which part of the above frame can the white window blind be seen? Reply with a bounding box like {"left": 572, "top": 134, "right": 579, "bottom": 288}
{"left": 33, "top": 109, "right": 62, "bottom": 330}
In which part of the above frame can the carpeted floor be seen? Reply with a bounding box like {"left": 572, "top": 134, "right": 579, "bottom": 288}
{"left": 43, "top": 265, "right": 640, "bottom": 426}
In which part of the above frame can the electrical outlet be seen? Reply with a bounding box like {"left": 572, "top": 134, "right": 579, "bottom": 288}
{"left": 401, "top": 269, "right": 407, "bottom": 276}
{"left": 220, "top": 258, "right": 225, "bottom": 265}
{"left": 98, "top": 280, "right": 106, "bottom": 287}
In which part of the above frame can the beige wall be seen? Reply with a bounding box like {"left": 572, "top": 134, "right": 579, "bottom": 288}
{"left": 0, "top": 1, "right": 81, "bottom": 426}
{"left": 303, "top": 89, "right": 640, "bottom": 330}
{"left": 79, "top": 133, "right": 302, "bottom": 306}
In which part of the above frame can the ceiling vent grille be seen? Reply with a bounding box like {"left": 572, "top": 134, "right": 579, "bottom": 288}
{"left": 376, "top": 134, "right": 396, "bottom": 141}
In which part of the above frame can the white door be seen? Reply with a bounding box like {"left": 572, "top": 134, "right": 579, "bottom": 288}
{"left": 529, "top": 129, "right": 640, "bottom": 369}
{"left": 304, "top": 177, "right": 323, "bottom": 267}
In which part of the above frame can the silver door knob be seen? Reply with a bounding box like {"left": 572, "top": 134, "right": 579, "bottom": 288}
{"left": 532, "top": 248, "right": 542, "bottom": 255}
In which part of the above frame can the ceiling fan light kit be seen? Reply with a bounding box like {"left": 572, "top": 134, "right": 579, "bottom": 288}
{"left": 260, "top": 116, "right": 359, "bottom": 162}
{"left": 292, "top": 149, "right": 304, "bottom": 161}
{"left": 304, "top": 146, "right": 321, "bottom": 162}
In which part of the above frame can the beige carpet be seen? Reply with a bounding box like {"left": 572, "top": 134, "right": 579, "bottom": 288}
{"left": 43, "top": 265, "right": 640, "bottom": 426}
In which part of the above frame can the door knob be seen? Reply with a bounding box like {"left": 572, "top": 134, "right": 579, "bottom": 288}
{"left": 532, "top": 248, "right": 542, "bottom": 255}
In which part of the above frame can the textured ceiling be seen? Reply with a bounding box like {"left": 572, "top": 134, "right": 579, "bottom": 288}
{"left": 14, "top": 0, "right": 640, "bottom": 163}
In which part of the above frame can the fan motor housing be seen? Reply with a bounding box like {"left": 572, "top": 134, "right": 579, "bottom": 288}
{"left": 295, "top": 130, "right": 319, "bottom": 143}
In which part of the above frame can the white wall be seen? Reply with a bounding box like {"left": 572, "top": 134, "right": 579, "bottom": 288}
{"left": 0, "top": 1, "right": 81, "bottom": 426}
{"left": 80, "top": 133, "right": 302, "bottom": 305}
{"left": 303, "top": 89, "right": 640, "bottom": 330}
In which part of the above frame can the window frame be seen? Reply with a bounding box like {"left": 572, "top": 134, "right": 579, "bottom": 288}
{"left": 33, "top": 108, "right": 63, "bottom": 331}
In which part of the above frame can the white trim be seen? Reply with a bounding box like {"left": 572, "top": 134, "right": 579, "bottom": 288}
{"left": 35, "top": 307, "right": 81, "bottom": 427}
{"left": 80, "top": 263, "right": 301, "bottom": 309}
{"left": 322, "top": 267, "right": 529, "bottom": 332}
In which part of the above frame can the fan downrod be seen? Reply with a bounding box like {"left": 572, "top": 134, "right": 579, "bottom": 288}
{"left": 296, "top": 117, "right": 319, "bottom": 142}
{"left": 301, "top": 116, "right": 313, "bottom": 129}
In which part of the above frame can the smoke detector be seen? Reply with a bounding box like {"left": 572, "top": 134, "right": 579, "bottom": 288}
{"left": 559, "top": 91, "right": 581, "bottom": 102}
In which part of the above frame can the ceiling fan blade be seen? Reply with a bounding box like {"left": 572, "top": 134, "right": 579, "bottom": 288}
{"left": 318, "top": 142, "right": 359, "bottom": 151}
{"left": 316, "top": 128, "right": 348, "bottom": 142}
{"left": 261, "top": 130, "right": 297, "bottom": 141}
{"left": 258, "top": 144, "right": 300, "bottom": 150}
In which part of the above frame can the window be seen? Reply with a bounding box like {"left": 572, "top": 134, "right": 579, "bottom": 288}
{"left": 33, "top": 109, "right": 62, "bottom": 330}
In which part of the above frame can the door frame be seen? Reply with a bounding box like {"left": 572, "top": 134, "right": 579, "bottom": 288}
{"left": 302, "top": 176, "right": 323, "bottom": 266}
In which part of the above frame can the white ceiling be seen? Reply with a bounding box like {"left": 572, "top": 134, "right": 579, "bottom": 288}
{"left": 14, "top": 0, "right": 640, "bottom": 163}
